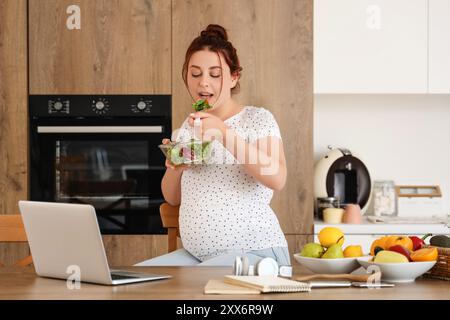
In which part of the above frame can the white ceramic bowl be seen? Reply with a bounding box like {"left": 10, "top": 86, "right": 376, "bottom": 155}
{"left": 357, "top": 256, "right": 437, "bottom": 283}
{"left": 293, "top": 254, "right": 361, "bottom": 274}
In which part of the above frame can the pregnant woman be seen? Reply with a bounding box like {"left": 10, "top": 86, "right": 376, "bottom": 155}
{"left": 136, "top": 24, "right": 290, "bottom": 267}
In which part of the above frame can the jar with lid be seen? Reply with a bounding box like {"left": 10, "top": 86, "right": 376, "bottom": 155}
{"left": 316, "top": 197, "right": 340, "bottom": 220}
{"left": 373, "top": 180, "right": 396, "bottom": 216}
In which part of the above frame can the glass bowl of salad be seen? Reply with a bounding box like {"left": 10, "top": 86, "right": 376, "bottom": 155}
{"left": 159, "top": 139, "right": 213, "bottom": 166}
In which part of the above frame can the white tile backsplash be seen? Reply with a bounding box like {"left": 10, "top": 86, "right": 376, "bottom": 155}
{"left": 314, "top": 94, "right": 450, "bottom": 215}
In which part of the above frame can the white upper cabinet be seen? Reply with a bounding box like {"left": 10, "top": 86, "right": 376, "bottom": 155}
{"left": 429, "top": 0, "right": 450, "bottom": 93}
{"left": 314, "top": 0, "right": 428, "bottom": 93}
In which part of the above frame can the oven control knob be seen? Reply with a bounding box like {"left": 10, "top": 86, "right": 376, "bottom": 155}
{"left": 95, "top": 101, "right": 105, "bottom": 110}
{"left": 54, "top": 101, "right": 63, "bottom": 111}
{"left": 137, "top": 101, "right": 147, "bottom": 110}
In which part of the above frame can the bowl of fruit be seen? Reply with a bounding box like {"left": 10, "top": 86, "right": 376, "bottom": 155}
{"left": 357, "top": 235, "right": 438, "bottom": 283}
{"left": 294, "top": 227, "right": 365, "bottom": 274}
{"left": 159, "top": 139, "right": 213, "bottom": 166}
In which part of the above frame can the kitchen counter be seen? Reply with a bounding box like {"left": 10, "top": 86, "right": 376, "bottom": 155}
{"left": 0, "top": 266, "right": 449, "bottom": 300}
{"left": 314, "top": 217, "right": 450, "bottom": 234}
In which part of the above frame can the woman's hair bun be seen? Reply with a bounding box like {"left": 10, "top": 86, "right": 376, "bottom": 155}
{"left": 200, "top": 24, "right": 228, "bottom": 41}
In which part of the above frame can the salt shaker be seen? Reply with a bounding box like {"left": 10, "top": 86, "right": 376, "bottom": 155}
{"left": 373, "top": 180, "right": 396, "bottom": 216}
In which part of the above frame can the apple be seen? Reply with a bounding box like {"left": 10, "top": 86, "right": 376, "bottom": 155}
{"left": 388, "top": 245, "right": 411, "bottom": 261}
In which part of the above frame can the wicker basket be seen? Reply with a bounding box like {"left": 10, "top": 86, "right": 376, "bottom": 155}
{"left": 422, "top": 246, "right": 450, "bottom": 281}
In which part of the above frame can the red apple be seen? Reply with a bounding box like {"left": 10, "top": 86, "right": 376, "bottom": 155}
{"left": 388, "top": 245, "right": 412, "bottom": 261}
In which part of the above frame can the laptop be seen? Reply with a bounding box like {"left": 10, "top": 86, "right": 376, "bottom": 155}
{"left": 18, "top": 200, "right": 171, "bottom": 285}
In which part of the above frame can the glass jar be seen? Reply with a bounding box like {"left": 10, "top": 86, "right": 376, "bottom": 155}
{"left": 373, "top": 180, "right": 396, "bottom": 216}
{"left": 316, "top": 197, "right": 340, "bottom": 220}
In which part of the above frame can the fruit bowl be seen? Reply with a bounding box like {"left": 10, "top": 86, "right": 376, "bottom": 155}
{"left": 357, "top": 256, "right": 436, "bottom": 283}
{"left": 293, "top": 254, "right": 361, "bottom": 274}
{"left": 159, "top": 139, "right": 212, "bottom": 166}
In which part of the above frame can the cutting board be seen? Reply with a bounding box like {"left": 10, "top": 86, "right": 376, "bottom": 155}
{"left": 204, "top": 279, "right": 261, "bottom": 295}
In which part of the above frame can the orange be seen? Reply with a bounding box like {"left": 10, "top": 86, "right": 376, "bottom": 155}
{"left": 410, "top": 247, "right": 438, "bottom": 262}
{"left": 343, "top": 245, "right": 363, "bottom": 258}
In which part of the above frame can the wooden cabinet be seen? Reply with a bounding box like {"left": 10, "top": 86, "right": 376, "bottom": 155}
{"left": 1, "top": 0, "right": 313, "bottom": 266}
{"left": 27, "top": 0, "right": 172, "bottom": 265}
{"left": 314, "top": 0, "right": 428, "bottom": 93}
{"left": 0, "top": 0, "right": 30, "bottom": 266}
{"left": 429, "top": 0, "right": 450, "bottom": 93}
{"left": 28, "top": 0, "right": 171, "bottom": 94}
{"left": 172, "top": 0, "right": 314, "bottom": 236}
{"left": 102, "top": 235, "right": 168, "bottom": 266}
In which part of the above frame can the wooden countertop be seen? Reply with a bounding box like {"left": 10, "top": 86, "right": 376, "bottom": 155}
{"left": 0, "top": 266, "right": 449, "bottom": 300}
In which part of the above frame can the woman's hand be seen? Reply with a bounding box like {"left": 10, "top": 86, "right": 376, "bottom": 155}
{"left": 188, "top": 112, "right": 227, "bottom": 142}
{"left": 162, "top": 139, "right": 188, "bottom": 172}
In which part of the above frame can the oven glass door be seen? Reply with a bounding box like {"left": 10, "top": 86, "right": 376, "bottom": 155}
{"left": 30, "top": 120, "right": 167, "bottom": 234}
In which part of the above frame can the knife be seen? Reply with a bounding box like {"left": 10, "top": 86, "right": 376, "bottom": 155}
{"left": 306, "top": 280, "right": 394, "bottom": 288}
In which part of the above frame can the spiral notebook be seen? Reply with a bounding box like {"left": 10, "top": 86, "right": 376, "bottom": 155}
{"left": 224, "top": 275, "right": 311, "bottom": 293}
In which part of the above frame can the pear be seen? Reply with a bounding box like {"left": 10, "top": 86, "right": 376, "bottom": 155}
{"left": 321, "top": 243, "right": 344, "bottom": 259}
{"left": 300, "top": 243, "right": 325, "bottom": 258}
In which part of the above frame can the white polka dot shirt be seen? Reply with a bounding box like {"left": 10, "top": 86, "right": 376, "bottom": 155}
{"left": 172, "top": 106, "right": 288, "bottom": 261}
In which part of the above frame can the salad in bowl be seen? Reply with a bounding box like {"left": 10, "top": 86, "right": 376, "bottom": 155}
{"left": 159, "top": 139, "right": 213, "bottom": 166}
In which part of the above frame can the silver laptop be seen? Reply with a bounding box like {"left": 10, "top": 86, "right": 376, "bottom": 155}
{"left": 18, "top": 200, "right": 171, "bottom": 285}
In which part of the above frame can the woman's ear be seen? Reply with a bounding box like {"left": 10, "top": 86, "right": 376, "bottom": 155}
{"left": 230, "top": 72, "right": 239, "bottom": 89}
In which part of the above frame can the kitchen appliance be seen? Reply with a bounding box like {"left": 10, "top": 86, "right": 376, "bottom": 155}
{"left": 314, "top": 147, "right": 372, "bottom": 214}
{"left": 29, "top": 95, "right": 171, "bottom": 234}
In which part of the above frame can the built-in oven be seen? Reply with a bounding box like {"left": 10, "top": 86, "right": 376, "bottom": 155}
{"left": 29, "top": 95, "right": 171, "bottom": 234}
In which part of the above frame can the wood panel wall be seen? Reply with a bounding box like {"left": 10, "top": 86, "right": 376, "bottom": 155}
{"left": 172, "top": 0, "right": 314, "bottom": 259}
{"left": 28, "top": 0, "right": 171, "bottom": 94}
{"left": 1, "top": 0, "right": 313, "bottom": 266}
{"left": 27, "top": 0, "right": 172, "bottom": 266}
{"left": 0, "top": 0, "right": 30, "bottom": 266}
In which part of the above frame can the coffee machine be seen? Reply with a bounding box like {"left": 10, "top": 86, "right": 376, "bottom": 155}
{"left": 314, "top": 147, "right": 372, "bottom": 214}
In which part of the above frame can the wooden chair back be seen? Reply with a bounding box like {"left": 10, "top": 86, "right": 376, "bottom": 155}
{"left": 0, "top": 215, "right": 33, "bottom": 267}
{"left": 159, "top": 203, "right": 180, "bottom": 252}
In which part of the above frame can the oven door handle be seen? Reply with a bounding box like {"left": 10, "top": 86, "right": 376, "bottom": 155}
{"left": 37, "top": 126, "right": 163, "bottom": 133}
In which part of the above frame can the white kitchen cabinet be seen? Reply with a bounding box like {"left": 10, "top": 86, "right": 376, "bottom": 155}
{"left": 429, "top": 0, "right": 450, "bottom": 93}
{"left": 314, "top": 0, "right": 428, "bottom": 93}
